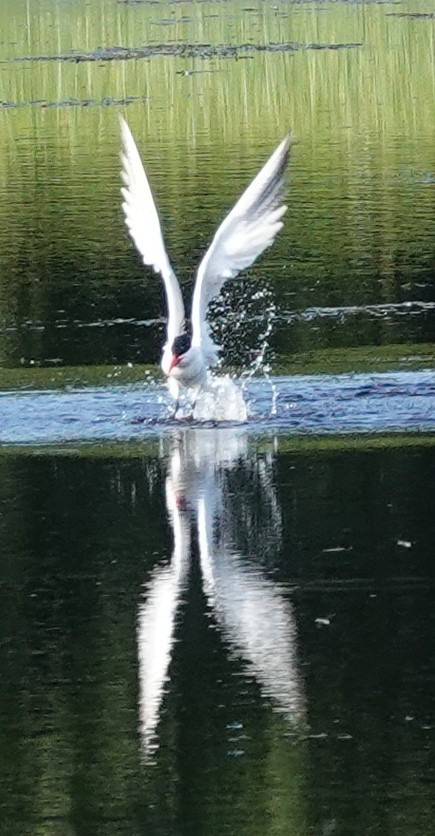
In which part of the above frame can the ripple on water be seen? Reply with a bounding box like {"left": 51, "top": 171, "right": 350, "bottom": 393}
{"left": 0, "top": 370, "right": 434, "bottom": 445}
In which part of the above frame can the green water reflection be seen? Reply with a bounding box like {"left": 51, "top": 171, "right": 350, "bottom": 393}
{"left": 0, "top": 436, "right": 435, "bottom": 834}
{"left": 0, "top": 0, "right": 434, "bottom": 375}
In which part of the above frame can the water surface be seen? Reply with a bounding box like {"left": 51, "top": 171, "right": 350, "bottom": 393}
{"left": 1, "top": 369, "right": 435, "bottom": 445}
{"left": 0, "top": 2, "right": 435, "bottom": 834}
{"left": 1, "top": 430, "right": 435, "bottom": 835}
{"left": 0, "top": 0, "right": 434, "bottom": 371}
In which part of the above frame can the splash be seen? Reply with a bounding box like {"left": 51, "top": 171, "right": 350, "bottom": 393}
{"left": 193, "top": 375, "right": 248, "bottom": 423}
{"left": 240, "top": 286, "right": 279, "bottom": 416}
{"left": 208, "top": 281, "right": 279, "bottom": 419}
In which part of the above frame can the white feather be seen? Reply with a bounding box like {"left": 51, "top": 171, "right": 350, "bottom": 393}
{"left": 190, "top": 134, "right": 291, "bottom": 358}
{"left": 119, "top": 118, "right": 290, "bottom": 400}
{"left": 119, "top": 116, "right": 185, "bottom": 346}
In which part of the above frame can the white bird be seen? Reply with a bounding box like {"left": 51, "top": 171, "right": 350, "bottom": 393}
{"left": 120, "top": 117, "right": 291, "bottom": 415}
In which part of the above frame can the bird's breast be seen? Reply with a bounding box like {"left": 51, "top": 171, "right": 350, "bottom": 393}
{"left": 162, "top": 346, "right": 207, "bottom": 390}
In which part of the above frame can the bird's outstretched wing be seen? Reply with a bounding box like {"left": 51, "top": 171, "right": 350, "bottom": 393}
{"left": 190, "top": 134, "right": 291, "bottom": 362}
{"left": 120, "top": 117, "right": 185, "bottom": 346}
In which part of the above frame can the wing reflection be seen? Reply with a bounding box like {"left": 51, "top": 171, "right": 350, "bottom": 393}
{"left": 138, "top": 429, "right": 304, "bottom": 756}
{"left": 198, "top": 494, "right": 302, "bottom": 717}
{"left": 137, "top": 443, "right": 191, "bottom": 754}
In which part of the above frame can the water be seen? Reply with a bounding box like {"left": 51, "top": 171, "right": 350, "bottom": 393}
{"left": 138, "top": 429, "right": 304, "bottom": 760}
{"left": 0, "top": 370, "right": 434, "bottom": 445}
{"left": 0, "top": 0, "right": 435, "bottom": 370}
{"left": 0, "top": 371, "right": 435, "bottom": 835}
{"left": 1, "top": 430, "right": 435, "bottom": 835}
{"left": 1, "top": 0, "right": 435, "bottom": 833}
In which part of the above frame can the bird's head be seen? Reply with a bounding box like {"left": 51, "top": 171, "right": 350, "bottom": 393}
{"left": 169, "top": 334, "right": 191, "bottom": 371}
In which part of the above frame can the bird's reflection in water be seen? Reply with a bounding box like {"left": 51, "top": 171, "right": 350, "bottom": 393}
{"left": 137, "top": 429, "right": 304, "bottom": 757}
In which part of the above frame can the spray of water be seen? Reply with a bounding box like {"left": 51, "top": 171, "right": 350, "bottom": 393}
{"left": 240, "top": 286, "right": 278, "bottom": 417}
{"left": 209, "top": 279, "right": 279, "bottom": 419}
{"left": 193, "top": 374, "right": 248, "bottom": 422}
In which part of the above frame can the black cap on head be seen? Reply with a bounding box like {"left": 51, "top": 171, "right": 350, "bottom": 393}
{"left": 172, "top": 334, "right": 191, "bottom": 357}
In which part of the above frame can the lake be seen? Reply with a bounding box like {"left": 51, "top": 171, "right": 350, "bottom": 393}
{"left": 0, "top": 0, "right": 435, "bottom": 834}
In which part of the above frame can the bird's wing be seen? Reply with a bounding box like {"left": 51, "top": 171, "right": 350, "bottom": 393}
{"left": 190, "top": 134, "right": 291, "bottom": 359}
{"left": 120, "top": 117, "right": 185, "bottom": 346}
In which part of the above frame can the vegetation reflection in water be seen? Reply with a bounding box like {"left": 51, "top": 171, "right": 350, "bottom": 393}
{"left": 1, "top": 434, "right": 435, "bottom": 833}
{"left": 0, "top": 0, "right": 434, "bottom": 373}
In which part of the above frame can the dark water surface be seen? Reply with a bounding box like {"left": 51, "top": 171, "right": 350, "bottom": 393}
{"left": 1, "top": 430, "right": 435, "bottom": 835}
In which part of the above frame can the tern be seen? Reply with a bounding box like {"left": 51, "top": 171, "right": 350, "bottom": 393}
{"left": 120, "top": 117, "right": 291, "bottom": 414}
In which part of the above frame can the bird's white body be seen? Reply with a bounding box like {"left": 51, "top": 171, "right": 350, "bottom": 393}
{"left": 162, "top": 344, "right": 208, "bottom": 401}
{"left": 120, "top": 118, "right": 291, "bottom": 410}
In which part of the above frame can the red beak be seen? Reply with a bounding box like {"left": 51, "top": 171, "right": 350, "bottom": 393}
{"left": 169, "top": 354, "right": 181, "bottom": 372}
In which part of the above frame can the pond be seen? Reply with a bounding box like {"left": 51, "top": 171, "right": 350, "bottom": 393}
{"left": 0, "top": 0, "right": 435, "bottom": 834}
{"left": 2, "top": 433, "right": 435, "bottom": 835}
